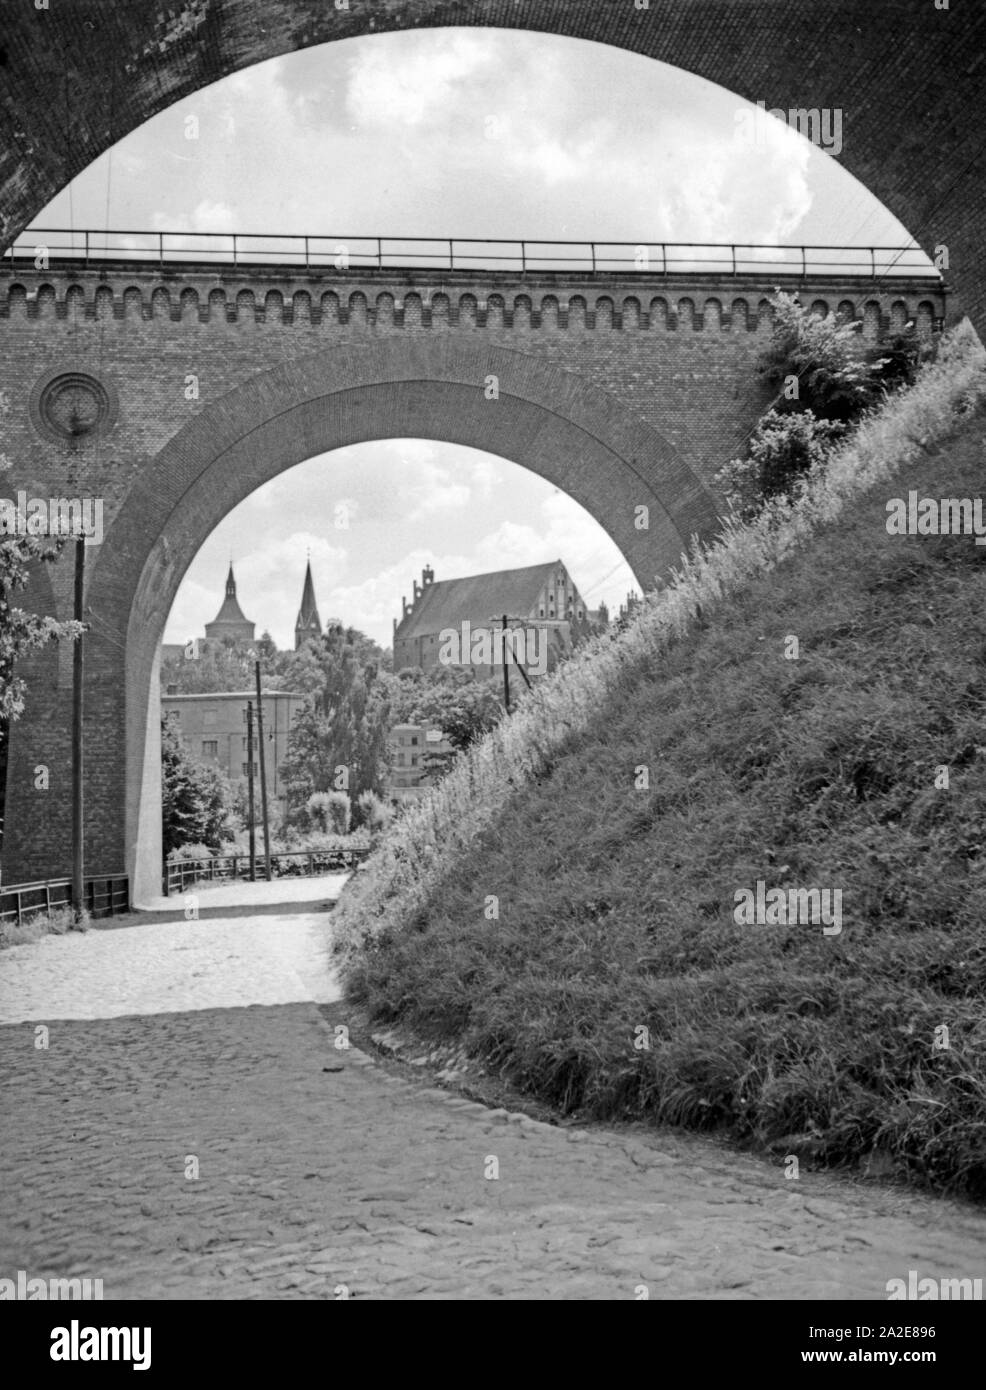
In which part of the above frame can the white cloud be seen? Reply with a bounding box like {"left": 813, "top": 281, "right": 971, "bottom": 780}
{"left": 345, "top": 31, "right": 493, "bottom": 130}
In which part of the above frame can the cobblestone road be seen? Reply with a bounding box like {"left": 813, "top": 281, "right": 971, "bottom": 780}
{"left": 2, "top": 886, "right": 985, "bottom": 1300}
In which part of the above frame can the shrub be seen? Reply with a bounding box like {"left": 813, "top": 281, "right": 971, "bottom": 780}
{"left": 716, "top": 408, "right": 846, "bottom": 520}
{"left": 356, "top": 789, "right": 392, "bottom": 833}
{"left": 1, "top": 904, "right": 90, "bottom": 950}
{"left": 166, "top": 841, "right": 219, "bottom": 863}
{"left": 760, "top": 290, "right": 887, "bottom": 422}
{"left": 306, "top": 790, "right": 354, "bottom": 835}
{"left": 323, "top": 790, "right": 351, "bottom": 835}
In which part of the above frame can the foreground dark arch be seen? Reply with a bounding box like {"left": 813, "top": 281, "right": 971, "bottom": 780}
{"left": 1, "top": 2, "right": 982, "bottom": 331}
{"left": 2, "top": 338, "right": 713, "bottom": 897}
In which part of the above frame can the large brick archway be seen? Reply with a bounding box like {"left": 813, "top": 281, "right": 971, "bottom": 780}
{"left": 2, "top": 337, "right": 714, "bottom": 898}
{"left": 2, "top": 1, "right": 984, "bottom": 333}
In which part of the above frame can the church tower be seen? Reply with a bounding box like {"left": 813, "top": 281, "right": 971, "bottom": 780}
{"left": 204, "top": 562, "right": 255, "bottom": 646}
{"left": 295, "top": 558, "right": 323, "bottom": 650}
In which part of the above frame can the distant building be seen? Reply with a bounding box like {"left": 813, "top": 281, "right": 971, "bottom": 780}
{"left": 295, "top": 558, "right": 323, "bottom": 650}
{"left": 160, "top": 689, "right": 304, "bottom": 813}
{"left": 387, "top": 723, "right": 454, "bottom": 804}
{"left": 204, "top": 563, "right": 256, "bottom": 646}
{"left": 392, "top": 560, "right": 594, "bottom": 680}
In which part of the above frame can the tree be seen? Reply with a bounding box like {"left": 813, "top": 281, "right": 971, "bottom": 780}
{"left": 0, "top": 390, "right": 83, "bottom": 729}
{"left": 280, "top": 624, "right": 392, "bottom": 827}
{"left": 161, "top": 716, "right": 233, "bottom": 855}
{"left": 387, "top": 664, "right": 502, "bottom": 751}
{"left": 160, "top": 638, "right": 281, "bottom": 695}
{"left": 0, "top": 535, "right": 83, "bottom": 724}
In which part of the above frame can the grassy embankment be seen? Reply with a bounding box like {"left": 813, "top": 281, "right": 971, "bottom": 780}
{"left": 333, "top": 323, "right": 986, "bottom": 1196}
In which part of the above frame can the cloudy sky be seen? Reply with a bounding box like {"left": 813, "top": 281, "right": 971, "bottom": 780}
{"left": 39, "top": 28, "right": 916, "bottom": 649}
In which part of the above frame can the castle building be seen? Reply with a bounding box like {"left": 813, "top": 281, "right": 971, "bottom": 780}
{"left": 392, "top": 560, "right": 593, "bottom": 680}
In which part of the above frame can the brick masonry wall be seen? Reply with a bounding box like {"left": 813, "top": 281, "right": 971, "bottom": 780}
{"left": 0, "top": 263, "right": 945, "bottom": 886}
{"left": 0, "top": 1, "right": 981, "bottom": 332}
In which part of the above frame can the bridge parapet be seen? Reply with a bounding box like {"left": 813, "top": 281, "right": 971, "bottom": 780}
{"left": 0, "top": 262, "right": 947, "bottom": 340}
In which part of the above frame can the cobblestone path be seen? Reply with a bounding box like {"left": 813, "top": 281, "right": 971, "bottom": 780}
{"left": 2, "top": 890, "right": 985, "bottom": 1300}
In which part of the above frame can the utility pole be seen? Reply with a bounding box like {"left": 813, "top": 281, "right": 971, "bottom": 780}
{"left": 493, "top": 613, "right": 546, "bottom": 714}
{"left": 501, "top": 613, "right": 510, "bottom": 713}
{"left": 71, "top": 538, "right": 85, "bottom": 920}
{"left": 254, "top": 661, "right": 272, "bottom": 881}
{"left": 246, "top": 700, "right": 256, "bottom": 882}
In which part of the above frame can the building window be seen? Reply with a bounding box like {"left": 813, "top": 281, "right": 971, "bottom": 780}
{"left": 202, "top": 740, "right": 218, "bottom": 757}
{"left": 411, "top": 755, "right": 419, "bottom": 767}
{"left": 241, "top": 762, "right": 258, "bottom": 777}
{"left": 411, "top": 736, "right": 419, "bottom": 746}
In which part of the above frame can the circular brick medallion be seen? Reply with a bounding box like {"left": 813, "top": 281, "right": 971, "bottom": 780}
{"left": 30, "top": 369, "right": 118, "bottom": 444}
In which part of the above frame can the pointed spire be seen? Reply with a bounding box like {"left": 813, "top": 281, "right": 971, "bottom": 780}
{"left": 295, "top": 559, "right": 322, "bottom": 650}
{"left": 225, "top": 562, "right": 237, "bottom": 598}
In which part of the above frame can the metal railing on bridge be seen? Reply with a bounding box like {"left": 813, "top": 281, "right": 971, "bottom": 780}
{"left": 162, "top": 848, "right": 370, "bottom": 897}
{"left": 1, "top": 229, "right": 942, "bottom": 280}
{"left": 0, "top": 873, "right": 129, "bottom": 928}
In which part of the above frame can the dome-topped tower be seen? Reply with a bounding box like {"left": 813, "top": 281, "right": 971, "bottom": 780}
{"left": 204, "top": 562, "right": 255, "bottom": 645}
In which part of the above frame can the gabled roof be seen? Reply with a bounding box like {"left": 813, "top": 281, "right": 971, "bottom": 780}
{"left": 396, "top": 561, "right": 565, "bottom": 643}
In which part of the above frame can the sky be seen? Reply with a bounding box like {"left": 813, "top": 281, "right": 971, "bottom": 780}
{"left": 37, "top": 27, "right": 918, "bottom": 650}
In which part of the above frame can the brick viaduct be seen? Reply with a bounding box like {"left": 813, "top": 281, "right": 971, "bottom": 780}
{"left": 0, "top": 259, "right": 944, "bottom": 895}
{"left": 0, "top": 0, "right": 979, "bottom": 897}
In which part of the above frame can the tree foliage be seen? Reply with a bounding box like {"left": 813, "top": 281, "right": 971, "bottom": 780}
{"left": 758, "top": 290, "right": 887, "bottom": 422}
{"left": 716, "top": 291, "right": 922, "bottom": 520}
{"left": 280, "top": 624, "right": 391, "bottom": 827}
{"left": 386, "top": 664, "right": 502, "bottom": 751}
{"left": 161, "top": 716, "right": 233, "bottom": 855}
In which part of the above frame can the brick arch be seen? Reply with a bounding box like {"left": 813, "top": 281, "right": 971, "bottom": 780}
{"left": 54, "top": 336, "right": 714, "bottom": 899}
{"left": 0, "top": 2, "right": 981, "bottom": 334}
